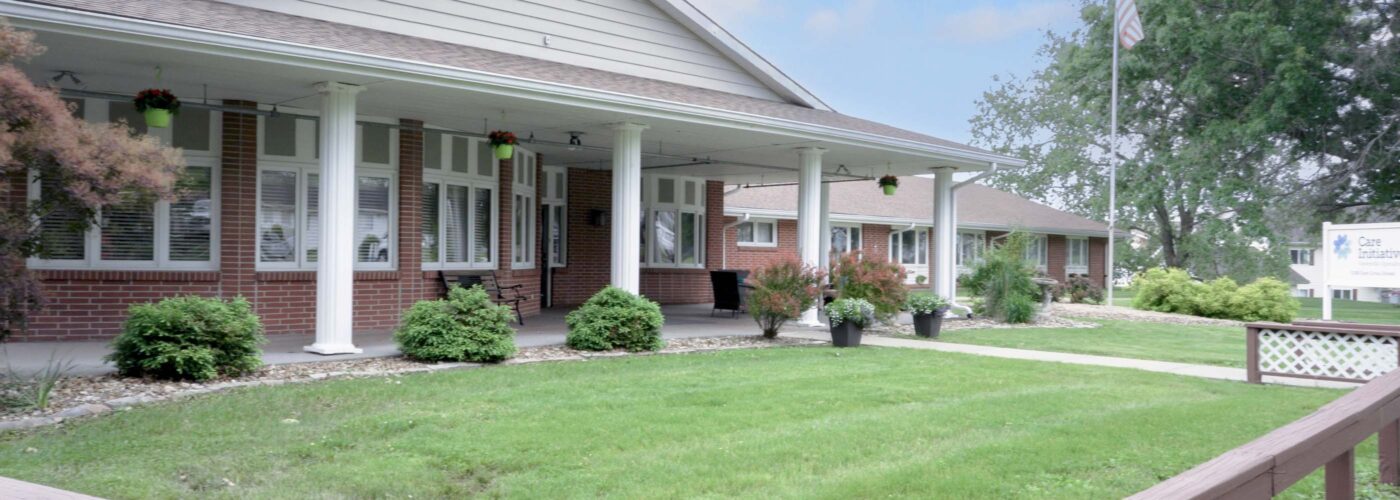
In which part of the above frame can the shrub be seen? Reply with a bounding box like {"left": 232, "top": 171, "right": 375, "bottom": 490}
{"left": 108, "top": 296, "right": 265, "bottom": 381}
{"left": 1195, "top": 277, "right": 1240, "bottom": 319}
{"left": 395, "top": 285, "right": 517, "bottom": 363}
{"left": 905, "top": 293, "right": 950, "bottom": 316}
{"left": 964, "top": 232, "right": 1039, "bottom": 324}
{"left": 1131, "top": 268, "right": 1298, "bottom": 322}
{"left": 831, "top": 251, "right": 908, "bottom": 323}
{"left": 1229, "top": 278, "right": 1298, "bottom": 322}
{"left": 746, "top": 260, "right": 822, "bottom": 338}
{"left": 1131, "top": 268, "right": 1198, "bottom": 314}
{"left": 826, "top": 298, "right": 875, "bottom": 328}
{"left": 1052, "top": 274, "right": 1104, "bottom": 304}
{"left": 566, "top": 287, "right": 665, "bottom": 352}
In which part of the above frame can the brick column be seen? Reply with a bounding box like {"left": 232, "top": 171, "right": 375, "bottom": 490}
{"left": 398, "top": 119, "right": 424, "bottom": 312}
{"left": 219, "top": 100, "right": 259, "bottom": 303}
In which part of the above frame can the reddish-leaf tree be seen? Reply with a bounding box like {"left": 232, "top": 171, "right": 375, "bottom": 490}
{"left": 0, "top": 22, "right": 184, "bottom": 340}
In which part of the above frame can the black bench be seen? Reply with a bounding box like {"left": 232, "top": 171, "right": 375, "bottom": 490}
{"left": 438, "top": 271, "right": 527, "bottom": 325}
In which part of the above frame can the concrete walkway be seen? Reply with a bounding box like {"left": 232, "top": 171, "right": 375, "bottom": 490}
{"left": 784, "top": 331, "right": 1360, "bottom": 390}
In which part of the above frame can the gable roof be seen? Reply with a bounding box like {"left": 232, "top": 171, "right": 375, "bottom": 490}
{"left": 725, "top": 176, "right": 1114, "bottom": 237}
{"left": 15, "top": 0, "right": 1003, "bottom": 160}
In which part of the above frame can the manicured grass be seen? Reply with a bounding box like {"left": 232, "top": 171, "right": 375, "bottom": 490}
{"left": 937, "top": 319, "right": 1247, "bottom": 367}
{"left": 1297, "top": 297, "right": 1400, "bottom": 325}
{"left": 0, "top": 347, "right": 1359, "bottom": 498}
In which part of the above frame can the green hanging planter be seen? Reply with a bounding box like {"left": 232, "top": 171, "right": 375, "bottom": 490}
{"left": 135, "top": 88, "right": 179, "bottom": 128}
{"left": 494, "top": 144, "right": 514, "bottom": 160}
{"left": 878, "top": 174, "right": 899, "bottom": 196}
{"left": 882, "top": 185, "right": 897, "bottom": 196}
{"left": 143, "top": 108, "right": 172, "bottom": 128}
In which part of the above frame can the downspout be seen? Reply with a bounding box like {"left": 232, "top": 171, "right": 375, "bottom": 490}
{"left": 945, "top": 163, "right": 1000, "bottom": 318}
{"left": 721, "top": 213, "right": 750, "bottom": 269}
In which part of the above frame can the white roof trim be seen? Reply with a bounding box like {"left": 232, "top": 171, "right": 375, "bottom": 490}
{"left": 651, "top": 0, "right": 832, "bottom": 111}
{"left": 723, "top": 207, "right": 1118, "bottom": 238}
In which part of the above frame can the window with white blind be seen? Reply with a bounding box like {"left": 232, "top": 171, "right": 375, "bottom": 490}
{"left": 956, "top": 231, "right": 985, "bottom": 270}
{"left": 542, "top": 166, "right": 567, "bottom": 268}
{"left": 256, "top": 113, "right": 397, "bottom": 271}
{"left": 421, "top": 130, "right": 497, "bottom": 270}
{"left": 737, "top": 220, "right": 777, "bottom": 247}
{"left": 28, "top": 98, "right": 219, "bottom": 270}
{"left": 1023, "top": 234, "right": 1049, "bottom": 270}
{"left": 1066, "top": 237, "right": 1089, "bottom": 275}
{"left": 831, "top": 224, "right": 861, "bottom": 255}
{"left": 511, "top": 149, "right": 536, "bottom": 269}
{"left": 645, "top": 175, "right": 705, "bottom": 268}
{"left": 888, "top": 228, "right": 928, "bottom": 265}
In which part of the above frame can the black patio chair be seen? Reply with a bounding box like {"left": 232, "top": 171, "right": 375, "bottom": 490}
{"left": 438, "top": 271, "right": 527, "bottom": 325}
{"left": 710, "top": 270, "right": 750, "bottom": 318}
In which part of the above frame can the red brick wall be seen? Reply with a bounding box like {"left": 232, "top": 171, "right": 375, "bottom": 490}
{"left": 1047, "top": 234, "right": 1066, "bottom": 279}
{"left": 1088, "top": 237, "right": 1108, "bottom": 288}
{"left": 720, "top": 218, "right": 799, "bottom": 271}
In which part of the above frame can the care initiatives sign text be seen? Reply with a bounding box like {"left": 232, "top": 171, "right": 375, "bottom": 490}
{"left": 1325, "top": 222, "right": 1400, "bottom": 288}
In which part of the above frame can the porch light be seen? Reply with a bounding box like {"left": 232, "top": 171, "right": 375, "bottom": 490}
{"left": 568, "top": 131, "right": 584, "bottom": 151}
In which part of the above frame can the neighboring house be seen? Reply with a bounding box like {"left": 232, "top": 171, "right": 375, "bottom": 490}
{"left": 724, "top": 178, "right": 1113, "bottom": 289}
{"left": 1287, "top": 243, "right": 1397, "bottom": 304}
{"left": 1, "top": 0, "right": 1023, "bottom": 346}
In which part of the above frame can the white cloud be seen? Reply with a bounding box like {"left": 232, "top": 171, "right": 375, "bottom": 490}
{"left": 802, "top": 0, "right": 877, "bottom": 37}
{"left": 932, "top": 1, "right": 1076, "bottom": 43}
{"left": 687, "top": 0, "right": 769, "bottom": 29}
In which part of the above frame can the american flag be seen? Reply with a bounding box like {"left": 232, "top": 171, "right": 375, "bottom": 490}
{"left": 1117, "top": 0, "right": 1144, "bottom": 49}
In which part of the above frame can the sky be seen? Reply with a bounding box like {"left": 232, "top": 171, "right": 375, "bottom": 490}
{"left": 687, "top": 0, "right": 1086, "bottom": 145}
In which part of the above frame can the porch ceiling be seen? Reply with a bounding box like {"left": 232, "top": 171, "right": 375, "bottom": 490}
{"left": 19, "top": 22, "right": 1002, "bottom": 184}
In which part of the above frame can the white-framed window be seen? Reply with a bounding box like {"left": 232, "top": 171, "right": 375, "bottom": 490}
{"left": 1334, "top": 289, "right": 1355, "bottom": 300}
{"left": 256, "top": 111, "right": 398, "bottom": 271}
{"left": 644, "top": 175, "right": 706, "bottom": 268}
{"left": 511, "top": 149, "right": 537, "bottom": 269}
{"left": 831, "top": 224, "right": 861, "bottom": 255}
{"left": 956, "top": 231, "right": 985, "bottom": 271}
{"left": 888, "top": 228, "right": 929, "bottom": 265}
{"left": 1023, "top": 234, "right": 1048, "bottom": 270}
{"left": 737, "top": 220, "right": 778, "bottom": 247}
{"left": 1290, "top": 248, "right": 1314, "bottom": 265}
{"left": 542, "top": 165, "right": 567, "bottom": 268}
{"left": 1066, "top": 237, "right": 1089, "bottom": 275}
{"left": 421, "top": 129, "right": 497, "bottom": 270}
{"left": 29, "top": 98, "right": 220, "bottom": 271}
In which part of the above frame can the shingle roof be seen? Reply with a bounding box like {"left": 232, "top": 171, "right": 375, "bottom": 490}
{"left": 725, "top": 176, "right": 1113, "bottom": 235}
{"left": 25, "top": 0, "right": 997, "bottom": 157}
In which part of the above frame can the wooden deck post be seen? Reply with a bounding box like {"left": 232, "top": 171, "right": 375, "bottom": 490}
{"left": 1383, "top": 420, "right": 1400, "bottom": 485}
{"left": 1326, "top": 448, "right": 1355, "bottom": 500}
{"left": 1246, "top": 327, "right": 1262, "bottom": 384}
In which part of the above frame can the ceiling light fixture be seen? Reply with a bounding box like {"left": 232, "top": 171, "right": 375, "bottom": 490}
{"left": 568, "top": 131, "right": 584, "bottom": 151}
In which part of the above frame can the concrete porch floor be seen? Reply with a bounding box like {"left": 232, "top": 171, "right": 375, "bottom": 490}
{"left": 2, "top": 303, "right": 770, "bottom": 376}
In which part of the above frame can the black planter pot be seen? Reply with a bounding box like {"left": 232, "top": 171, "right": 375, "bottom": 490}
{"left": 830, "top": 321, "right": 864, "bottom": 347}
{"left": 912, "top": 309, "right": 948, "bottom": 338}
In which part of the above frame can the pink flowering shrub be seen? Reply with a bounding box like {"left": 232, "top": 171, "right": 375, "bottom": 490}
{"left": 0, "top": 21, "right": 184, "bottom": 340}
{"left": 746, "top": 260, "right": 822, "bottom": 338}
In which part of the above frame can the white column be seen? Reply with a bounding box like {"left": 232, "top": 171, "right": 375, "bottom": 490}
{"left": 797, "top": 147, "right": 826, "bottom": 326}
{"left": 931, "top": 167, "right": 957, "bottom": 302}
{"left": 819, "top": 182, "right": 832, "bottom": 276}
{"left": 306, "top": 82, "right": 364, "bottom": 355}
{"left": 1322, "top": 221, "right": 1333, "bottom": 320}
{"left": 610, "top": 122, "right": 648, "bottom": 294}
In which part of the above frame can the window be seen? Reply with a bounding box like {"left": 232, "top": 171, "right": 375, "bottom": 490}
{"left": 956, "top": 231, "right": 985, "bottom": 270}
{"left": 542, "top": 166, "right": 567, "bottom": 268}
{"left": 831, "top": 224, "right": 861, "bottom": 255}
{"left": 29, "top": 98, "right": 219, "bottom": 270}
{"left": 511, "top": 149, "right": 536, "bottom": 269}
{"left": 1290, "top": 249, "right": 1314, "bottom": 265}
{"left": 1023, "top": 234, "right": 1048, "bottom": 269}
{"left": 421, "top": 130, "right": 496, "bottom": 270}
{"left": 256, "top": 113, "right": 397, "bottom": 271}
{"left": 888, "top": 228, "right": 928, "bottom": 265}
{"left": 737, "top": 220, "right": 777, "bottom": 247}
{"left": 1066, "top": 237, "right": 1089, "bottom": 274}
{"left": 1334, "top": 289, "right": 1355, "bottom": 300}
{"left": 644, "top": 175, "right": 706, "bottom": 268}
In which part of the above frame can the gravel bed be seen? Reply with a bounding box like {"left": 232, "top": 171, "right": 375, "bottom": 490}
{"left": 866, "top": 313, "right": 1099, "bottom": 337}
{"left": 0, "top": 335, "right": 820, "bottom": 429}
{"left": 1051, "top": 303, "right": 1243, "bottom": 327}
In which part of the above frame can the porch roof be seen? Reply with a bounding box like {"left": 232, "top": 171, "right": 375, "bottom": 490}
{"left": 14, "top": 0, "right": 1020, "bottom": 177}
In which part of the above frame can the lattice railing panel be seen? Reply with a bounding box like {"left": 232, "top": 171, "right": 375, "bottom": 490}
{"left": 1258, "top": 328, "right": 1399, "bottom": 381}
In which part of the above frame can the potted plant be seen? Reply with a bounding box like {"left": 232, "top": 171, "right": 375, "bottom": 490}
{"left": 877, "top": 175, "right": 899, "bottom": 196}
{"left": 825, "top": 298, "right": 874, "bottom": 347}
{"left": 133, "top": 88, "right": 180, "bottom": 128}
{"left": 906, "top": 294, "right": 951, "bottom": 338}
{"left": 489, "top": 130, "right": 517, "bottom": 160}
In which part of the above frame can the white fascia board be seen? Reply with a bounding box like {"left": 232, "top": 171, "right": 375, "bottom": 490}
{"left": 649, "top": 0, "right": 831, "bottom": 111}
{"left": 0, "top": 1, "right": 1022, "bottom": 168}
{"left": 722, "top": 207, "right": 1113, "bottom": 237}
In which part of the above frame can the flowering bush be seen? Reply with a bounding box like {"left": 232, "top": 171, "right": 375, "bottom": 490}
{"left": 746, "top": 260, "right": 822, "bottom": 338}
{"left": 826, "top": 298, "right": 875, "bottom": 328}
{"left": 1052, "top": 274, "right": 1104, "bottom": 304}
{"left": 905, "top": 294, "right": 950, "bottom": 316}
{"left": 487, "top": 130, "right": 517, "bottom": 147}
{"left": 830, "top": 251, "right": 907, "bottom": 322}
{"left": 133, "top": 88, "right": 180, "bottom": 113}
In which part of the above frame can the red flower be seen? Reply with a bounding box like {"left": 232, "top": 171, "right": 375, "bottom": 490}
{"left": 133, "top": 88, "right": 180, "bottom": 113}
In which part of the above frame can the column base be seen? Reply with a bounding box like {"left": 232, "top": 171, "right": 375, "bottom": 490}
{"left": 303, "top": 343, "right": 363, "bottom": 355}
{"left": 797, "top": 308, "right": 825, "bottom": 328}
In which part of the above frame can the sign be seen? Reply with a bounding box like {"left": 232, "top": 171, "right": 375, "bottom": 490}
{"left": 1322, "top": 222, "right": 1400, "bottom": 320}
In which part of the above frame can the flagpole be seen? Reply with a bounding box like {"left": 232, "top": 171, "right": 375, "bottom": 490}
{"left": 1107, "top": 0, "right": 1120, "bottom": 307}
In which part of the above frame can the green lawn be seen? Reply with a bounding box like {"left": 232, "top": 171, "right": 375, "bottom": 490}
{"left": 938, "top": 319, "right": 1246, "bottom": 367}
{"left": 1297, "top": 297, "right": 1400, "bottom": 325}
{"left": 0, "top": 347, "right": 1364, "bottom": 498}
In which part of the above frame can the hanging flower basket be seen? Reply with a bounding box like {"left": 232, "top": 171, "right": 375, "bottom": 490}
{"left": 489, "top": 130, "right": 517, "bottom": 160}
{"left": 134, "top": 88, "right": 180, "bottom": 128}
{"left": 878, "top": 175, "right": 899, "bottom": 196}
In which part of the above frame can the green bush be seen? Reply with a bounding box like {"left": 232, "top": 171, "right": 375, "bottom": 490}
{"left": 394, "top": 285, "right": 517, "bottom": 363}
{"left": 1131, "top": 268, "right": 1198, "bottom": 314}
{"left": 964, "top": 232, "right": 1039, "bottom": 324}
{"left": 746, "top": 260, "right": 823, "bottom": 338}
{"left": 108, "top": 296, "right": 265, "bottom": 381}
{"left": 566, "top": 287, "right": 665, "bottom": 352}
{"left": 1229, "top": 278, "right": 1297, "bottom": 322}
{"left": 1052, "top": 274, "right": 1104, "bottom": 304}
{"left": 1195, "top": 278, "right": 1240, "bottom": 319}
{"left": 831, "top": 251, "right": 908, "bottom": 323}
{"left": 1131, "top": 268, "right": 1298, "bottom": 322}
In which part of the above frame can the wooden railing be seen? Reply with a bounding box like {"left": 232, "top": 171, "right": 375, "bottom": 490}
{"left": 1135, "top": 322, "right": 1400, "bottom": 499}
{"left": 1247, "top": 321, "right": 1400, "bottom": 384}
